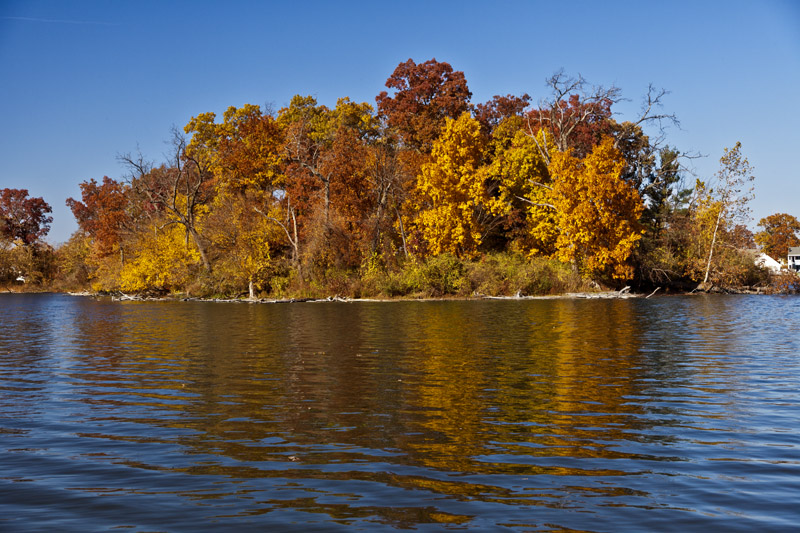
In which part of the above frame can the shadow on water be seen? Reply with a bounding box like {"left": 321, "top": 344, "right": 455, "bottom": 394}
{"left": 1, "top": 293, "right": 799, "bottom": 531}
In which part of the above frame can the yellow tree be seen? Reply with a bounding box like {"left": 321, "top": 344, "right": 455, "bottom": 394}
{"left": 411, "top": 112, "right": 487, "bottom": 258}
{"left": 685, "top": 171, "right": 756, "bottom": 287}
{"left": 119, "top": 130, "right": 214, "bottom": 272}
{"left": 118, "top": 222, "right": 201, "bottom": 293}
{"left": 486, "top": 128, "right": 555, "bottom": 255}
{"left": 546, "top": 137, "right": 644, "bottom": 279}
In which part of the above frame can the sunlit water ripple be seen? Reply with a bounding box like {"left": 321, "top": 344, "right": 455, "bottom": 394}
{"left": 1, "top": 293, "right": 799, "bottom": 531}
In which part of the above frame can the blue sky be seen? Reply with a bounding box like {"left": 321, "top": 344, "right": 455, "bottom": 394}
{"left": 1, "top": 0, "right": 799, "bottom": 244}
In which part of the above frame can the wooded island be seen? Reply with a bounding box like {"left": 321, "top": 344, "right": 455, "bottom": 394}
{"left": 2, "top": 59, "right": 799, "bottom": 298}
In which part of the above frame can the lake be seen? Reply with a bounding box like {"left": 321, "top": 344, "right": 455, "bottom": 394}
{"left": 1, "top": 293, "right": 799, "bottom": 531}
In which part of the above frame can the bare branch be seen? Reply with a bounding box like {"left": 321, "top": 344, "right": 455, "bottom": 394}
{"left": 515, "top": 195, "right": 556, "bottom": 210}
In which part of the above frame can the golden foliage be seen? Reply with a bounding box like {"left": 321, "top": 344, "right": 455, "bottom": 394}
{"left": 684, "top": 181, "right": 760, "bottom": 286}
{"left": 547, "top": 137, "right": 643, "bottom": 279}
{"left": 119, "top": 223, "right": 200, "bottom": 293}
{"left": 685, "top": 143, "right": 756, "bottom": 285}
{"left": 411, "top": 113, "right": 487, "bottom": 258}
{"left": 487, "top": 129, "right": 555, "bottom": 255}
{"left": 185, "top": 104, "right": 285, "bottom": 193}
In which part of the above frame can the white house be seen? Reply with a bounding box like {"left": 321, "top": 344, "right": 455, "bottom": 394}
{"left": 755, "top": 253, "right": 782, "bottom": 274}
{"left": 789, "top": 247, "right": 800, "bottom": 272}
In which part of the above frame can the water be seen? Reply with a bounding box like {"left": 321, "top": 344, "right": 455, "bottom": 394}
{"left": 1, "top": 293, "right": 799, "bottom": 531}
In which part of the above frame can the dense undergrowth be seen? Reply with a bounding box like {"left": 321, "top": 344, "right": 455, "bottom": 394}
{"left": 151, "top": 253, "right": 588, "bottom": 300}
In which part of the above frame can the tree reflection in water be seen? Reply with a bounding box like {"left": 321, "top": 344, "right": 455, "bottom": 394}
{"left": 1, "top": 294, "right": 798, "bottom": 531}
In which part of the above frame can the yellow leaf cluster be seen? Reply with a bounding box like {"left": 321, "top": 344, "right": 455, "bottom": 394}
{"left": 119, "top": 223, "right": 200, "bottom": 293}
{"left": 548, "top": 137, "right": 643, "bottom": 279}
{"left": 412, "top": 113, "right": 486, "bottom": 259}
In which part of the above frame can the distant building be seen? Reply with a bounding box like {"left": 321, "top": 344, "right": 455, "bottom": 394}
{"left": 789, "top": 247, "right": 800, "bottom": 272}
{"left": 755, "top": 253, "right": 781, "bottom": 274}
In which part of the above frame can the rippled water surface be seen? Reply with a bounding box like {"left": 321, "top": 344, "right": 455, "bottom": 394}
{"left": 1, "top": 293, "right": 799, "bottom": 531}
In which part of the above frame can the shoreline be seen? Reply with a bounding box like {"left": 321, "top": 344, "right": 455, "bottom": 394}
{"left": 4, "top": 283, "right": 780, "bottom": 302}
{"left": 62, "top": 286, "right": 772, "bottom": 304}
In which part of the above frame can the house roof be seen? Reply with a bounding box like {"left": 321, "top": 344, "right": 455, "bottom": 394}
{"left": 789, "top": 247, "right": 800, "bottom": 256}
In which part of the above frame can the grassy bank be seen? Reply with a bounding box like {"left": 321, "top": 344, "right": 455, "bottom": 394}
{"left": 181, "top": 252, "right": 591, "bottom": 300}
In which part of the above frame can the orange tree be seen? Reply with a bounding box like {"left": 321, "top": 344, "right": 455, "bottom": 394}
{"left": 755, "top": 213, "right": 800, "bottom": 261}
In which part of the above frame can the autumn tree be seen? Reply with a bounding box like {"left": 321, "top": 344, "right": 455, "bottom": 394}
{"left": 410, "top": 112, "right": 489, "bottom": 259}
{"left": 0, "top": 188, "right": 53, "bottom": 245}
{"left": 277, "top": 95, "right": 379, "bottom": 271}
{"left": 376, "top": 58, "right": 472, "bottom": 152}
{"left": 185, "top": 104, "right": 285, "bottom": 194}
{"left": 279, "top": 95, "right": 375, "bottom": 223}
{"left": 0, "top": 189, "right": 55, "bottom": 285}
{"left": 54, "top": 232, "right": 91, "bottom": 289}
{"left": 181, "top": 103, "right": 292, "bottom": 280}
{"left": 474, "top": 93, "right": 531, "bottom": 134}
{"left": 322, "top": 127, "right": 376, "bottom": 266}
{"left": 545, "top": 137, "right": 644, "bottom": 279}
{"left": 361, "top": 140, "right": 408, "bottom": 259}
{"left": 485, "top": 128, "right": 553, "bottom": 254}
{"left": 487, "top": 128, "right": 643, "bottom": 279}
{"left": 119, "top": 128, "right": 215, "bottom": 272}
{"left": 526, "top": 73, "right": 680, "bottom": 195}
{"left": 66, "top": 177, "right": 131, "bottom": 258}
{"left": 118, "top": 222, "right": 201, "bottom": 293}
{"left": 755, "top": 213, "right": 800, "bottom": 261}
{"left": 204, "top": 191, "right": 277, "bottom": 298}
{"left": 691, "top": 142, "right": 755, "bottom": 285}
{"left": 525, "top": 71, "right": 618, "bottom": 160}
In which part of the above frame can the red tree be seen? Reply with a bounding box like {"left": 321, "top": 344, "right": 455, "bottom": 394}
{"left": 376, "top": 58, "right": 472, "bottom": 152}
{"left": 474, "top": 93, "right": 531, "bottom": 133}
{"left": 66, "top": 177, "right": 130, "bottom": 256}
{"left": 0, "top": 188, "right": 53, "bottom": 244}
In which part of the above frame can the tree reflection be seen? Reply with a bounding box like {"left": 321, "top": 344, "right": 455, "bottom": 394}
{"left": 55, "top": 297, "right": 717, "bottom": 520}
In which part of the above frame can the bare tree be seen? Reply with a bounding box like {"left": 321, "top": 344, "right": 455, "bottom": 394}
{"left": 701, "top": 142, "right": 755, "bottom": 285}
{"left": 118, "top": 127, "right": 214, "bottom": 271}
{"left": 526, "top": 70, "right": 623, "bottom": 161}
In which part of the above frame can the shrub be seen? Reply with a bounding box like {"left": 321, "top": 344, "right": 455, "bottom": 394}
{"left": 418, "top": 254, "right": 465, "bottom": 296}
{"left": 464, "top": 253, "right": 585, "bottom": 296}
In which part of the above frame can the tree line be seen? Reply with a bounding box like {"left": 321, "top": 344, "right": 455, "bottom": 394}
{"left": 3, "top": 59, "right": 799, "bottom": 296}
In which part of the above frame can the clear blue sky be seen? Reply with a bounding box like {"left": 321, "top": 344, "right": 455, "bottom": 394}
{"left": 1, "top": 0, "right": 799, "bottom": 244}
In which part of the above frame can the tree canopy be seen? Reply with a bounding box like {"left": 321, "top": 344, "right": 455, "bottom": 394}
{"left": 27, "top": 58, "right": 784, "bottom": 295}
{"left": 0, "top": 188, "right": 53, "bottom": 245}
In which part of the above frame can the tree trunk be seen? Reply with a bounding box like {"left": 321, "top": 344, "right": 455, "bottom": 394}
{"left": 395, "top": 206, "right": 409, "bottom": 258}
{"left": 370, "top": 187, "right": 389, "bottom": 254}
{"left": 323, "top": 179, "right": 330, "bottom": 225}
{"left": 188, "top": 227, "right": 212, "bottom": 272}
{"left": 703, "top": 207, "right": 724, "bottom": 285}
